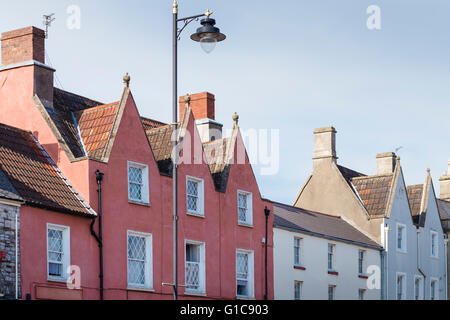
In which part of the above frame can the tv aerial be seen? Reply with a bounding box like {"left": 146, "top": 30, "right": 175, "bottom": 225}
{"left": 43, "top": 13, "right": 55, "bottom": 39}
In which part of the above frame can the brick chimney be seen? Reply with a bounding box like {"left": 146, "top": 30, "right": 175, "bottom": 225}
{"left": 179, "top": 92, "right": 223, "bottom": 142}
{"left": 313, "top": 127, "right": 337, "bottom": 169}
{"left": 0, "top": 26, "right": 54, "bottom": 106}
{"left": 376, "top": 152, "right": 397, "bottom": 175}
{"left": 1, "top": 27, "right": 45, "bottom": 66}
{"left": 440, "top": 160, "right": 450, "bottom": 200}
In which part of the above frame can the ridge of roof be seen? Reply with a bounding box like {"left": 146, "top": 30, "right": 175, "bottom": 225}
{"left": 273, "top": 201, "right": 342, "bottom": 219}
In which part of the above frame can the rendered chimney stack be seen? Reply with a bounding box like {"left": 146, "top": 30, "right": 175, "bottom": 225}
{"left": 179, "top": 92, "right": 223, "bottom": 143}
{"left": 1, "top": 27, "right": 45, "bottom": 66}
{"left": 440, "top": 160, "right": 450, "bottom": 200}
{"left": 313, "top": 127, "right": 338, "bottom": 169}
{"left": 376, "top": 152, "right": 397, "bottom": 175}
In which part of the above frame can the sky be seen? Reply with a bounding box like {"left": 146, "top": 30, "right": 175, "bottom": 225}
{"left": 1, "top": 0, "right": 449, "bottom": 204}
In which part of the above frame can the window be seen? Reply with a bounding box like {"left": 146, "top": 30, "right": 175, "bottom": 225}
{"left": 185, "top": 241, "right": 205, "bottom": 294}
{"left": 396, "top": 273, "right": 406, "bottom": 300}
{"left": 186, "top": 177, "right": 204, "bottom": 216}
{"left": 127, "top": 231, "right": 153, "bottom": 289}
{"left": 128, "top": 161, "right": 149, "bottom": 204}
{"left": 358, "top": 289, "right": 366, "bottom": 300}
{"left": 238, "top": 191, "right": 253, "bottom": 226}
{"left": 328, "top": 244, "right": 335, "bottom": 271}
{"left": 414, "top": 276, "right": 423, "bottom": 300}
{"left": 328, "top": 285, "right": 336, "bottom": 300}
{"left": 396, "top": 224, "right": 407, "bottom": 252}
{"left": 430, "top": 279, "right": 439, "bottom": 300}
{"left": 294, "top": 281, "right": 303, "bottom": 300}
{"left": 47, "top": 224, "right": 70, "bottom": 280}
{"left": 358, "top": 250, "right": 365, "bottom": 275}
{"left": 236, "top": 250, "right": 254, "bottom": 298}
{"left": 294, "top": 238, "right": 303, "bottom": 267}
{"left": 431, "top": 231, "right": 438, "bottom": 258}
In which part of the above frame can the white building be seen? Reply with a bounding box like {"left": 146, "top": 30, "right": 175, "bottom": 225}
{"left": 293, "top": 127, "right": 448, "bottom": 300}
{"left": 273, "top": 203, "right": 383, "bottom": 300}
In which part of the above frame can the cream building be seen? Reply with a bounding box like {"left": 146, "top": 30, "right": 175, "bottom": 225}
{"left": 294, "top": 127, "right": 447, "bottom": 300}
{"left": 438, "top": 161, "right": 450, "bottom": 298}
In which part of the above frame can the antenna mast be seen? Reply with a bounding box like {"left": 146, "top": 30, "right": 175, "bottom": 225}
{"left": 43, "top": 13, "right": 55, "bottom": 39}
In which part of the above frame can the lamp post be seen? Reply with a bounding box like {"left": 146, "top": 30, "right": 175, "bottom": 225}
{"left": 171, "top": 0, "right": 226, "bottom": 301}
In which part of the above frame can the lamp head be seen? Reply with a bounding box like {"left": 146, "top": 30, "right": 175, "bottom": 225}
{"left": 191, "top": 17, "right": 226, "bottom": 53}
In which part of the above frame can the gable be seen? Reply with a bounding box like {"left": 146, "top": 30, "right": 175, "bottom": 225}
{"left": 386, "top": 169, "right": 414, "bottom": 225}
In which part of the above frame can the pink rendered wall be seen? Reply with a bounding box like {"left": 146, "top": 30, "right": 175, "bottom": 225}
{"left": 19, "top": 206, "right": 99, "bottom": 300}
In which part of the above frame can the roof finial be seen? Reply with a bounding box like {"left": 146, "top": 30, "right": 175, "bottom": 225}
{"left": 205, "top": 9, "right": 213, "bottom": 17}
{"left": 427, "top": 168, "right": 431, "bottom": 174}
{"left": 123, "top": 73, "right": 130, "bottom": 88}
{"left": 232, "top": 112, "right": 239, "bottom": 127}
{"left": 184, "top": 94, "right": 191, "bottom": 107}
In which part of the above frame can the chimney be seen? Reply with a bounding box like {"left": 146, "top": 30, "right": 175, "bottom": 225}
{"left": 313, "top": 127, "right": 337, "bottom": 168}
{"left": 0, "top": 26, "right": 54, "bottom": 106}
{"left": 440, "top": 160, "right": 450, "bottom": 200}
{"left": 376, "top": 152, "right": 396, "bottom": 175}
{"left": 1, "top": 27, "right": 45, "bottom": 66}
{"left": 179, "top": 92, "right": 223, "bottom": 143}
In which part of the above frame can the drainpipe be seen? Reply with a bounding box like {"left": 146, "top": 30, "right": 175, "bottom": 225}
{"left": 445, "top": 238, "right": 448, "bottom": 301}
{"left": 383, "top": 224, "right": 389, "bottom": 300}
{"left": 15, "top": 209, "right": 18, "bottom": 300}
{"left": 380, "top": 250, "right": 386, "bottom": 300}
{"left": 90, "top": 170, "right": 104, "bottom": 300}
{"left": 264, "top": 207, "right": 271, "bottom": 301}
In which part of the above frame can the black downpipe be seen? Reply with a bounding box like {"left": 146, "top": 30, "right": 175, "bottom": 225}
{"left": 264, "top": 207, "right": 271, "bottom": 301}
{"left": 90, "top": 170, "right": 104, "bottom": 300}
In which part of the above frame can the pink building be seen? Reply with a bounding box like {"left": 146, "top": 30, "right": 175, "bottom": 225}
{"left": 0, "top": 26, "right": 273, "bottom": 300}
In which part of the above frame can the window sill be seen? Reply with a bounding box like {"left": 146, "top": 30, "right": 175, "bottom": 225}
{"left": 184, "top": 291, "right": 207, "bottom": 297}
{"left": 396, "top": 249, "right": 407, "bottom": 254}
{"left": 358, "top": 274, "right": 368, "bottom": 279}
{"left": 47, "top": 277, "right": 68, "bottom": 284}
{"left": 236, "top": 295, "right": 255, "bottom": 301}
{"left": 430, "top": 256, "right": 439, "bottom": 260}
{"left": 238, "top": 222, "right": 254, "bottom": 229}
{"left": 328, "top": 271, "right": 339, "bottom": 276}
{"left": 186, "top": 212, "right": 205, "bottom": 219}
{"left": 127, "top": 287, "right": 155, "bottom": 293}
{"left": 128, "top": 200, "right": 151, "bottom": 207}
{"left": 294, "top": 266, "right": 306, "bottom": 271}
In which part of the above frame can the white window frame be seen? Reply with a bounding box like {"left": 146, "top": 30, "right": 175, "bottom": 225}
{"left": 127, "top": 161, "right": 150, "bottom": 205}
{"left": 396, "top": 273, "right": 406, "bottom": 300}
{"left": 294, "top": 237, "right": 303, "bottom": 267}
{"left": 430, "top": 278, "right": 439, "bottom": 300}
{"left": 358, "top": 250, "right": 366, "bottom": 276}
{"left": 184, "top": 240, "right": 206, "bottom": 294}
{"left": 127, "top": 230, "right": 153, "bottom": 290}
{"left": 430, "top": 231, "right": 439, "bottom": 258}
{"left": 186, "top": 176, "right": 205, "bottom": 217}
{"left": 237, "top": 190, "right": 253, "bottom": 227}
{"left": 47, "top": 224, "right": 70, "bottom": 282}
{"left": 328, "top": 285, "right": 336, "bottom": 300}
{"left": 414, "top": 275, "right": 424, "bottom": 300}
{"left": 396, "top": 223, "right": 407, "bottom": 253}
{"left": 294, "top": 281, "right": 303, "bottom": 300}
{"left": 236, "top": 249, "right": 254, "bottom": 299}
{"left": 328, "top": 244, "right": 336, "bottom": 271}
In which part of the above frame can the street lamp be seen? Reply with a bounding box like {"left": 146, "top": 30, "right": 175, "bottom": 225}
{"left": 171, "top": 0, "right": 226, "bottom": 301}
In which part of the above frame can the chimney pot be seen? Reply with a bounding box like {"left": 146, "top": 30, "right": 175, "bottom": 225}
{"left": 376, "top": 152, "right": 396, "bottom": 175}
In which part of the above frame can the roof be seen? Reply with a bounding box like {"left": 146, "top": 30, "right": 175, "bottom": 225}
{"left": 407, "top": 184, "right": 424, "bottom": 225}
{"left": 273, "top": 202, "right": 382, "bottom": 249}
{"left": 145, "top": 124, "right": 175, "bottom": 175}
{"left": 437, "top": 199, "right": 450, "bottom": 221}
{"left": 0, "top": 168, "right": 22, "bottom": 202}
{"left": 0, "top": 123, "right": 95, "bottom": 217}
{"left": 141, "top": 117, "right": 166, "bottom": 131}
{"left": 203, "top": 138, "right": 232, "bottom": 191}
{"left": 76, "top": 102, "right": 120, "bottom": 160}
{"left": 350, "top": 175, "right": 394, "bottom": 217}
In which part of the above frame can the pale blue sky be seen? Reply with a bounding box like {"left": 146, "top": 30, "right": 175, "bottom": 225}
{"left": 1, "top": 1, "right": 449, "bottom": 204}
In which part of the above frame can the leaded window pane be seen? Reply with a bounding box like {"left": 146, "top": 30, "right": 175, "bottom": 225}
{"left": 236, "top": 252, "right": 249, "bottom": 296}
{"left": 128, "top": 235, "right": 146, "bottom": 286}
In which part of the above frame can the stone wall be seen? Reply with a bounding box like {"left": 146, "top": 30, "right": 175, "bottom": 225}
{"left": 0, "top": 203, "right": 20, "bottom": 299}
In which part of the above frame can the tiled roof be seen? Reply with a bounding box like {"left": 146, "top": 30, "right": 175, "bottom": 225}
{"left": 273, "top": 202, "right": 381, "bottom": 249}
{"left": 141, "top": 117, "right": 166, "bottom": 131}
{"left": 437, "top": 199, "right": 450, "bottom": 221}
{"left": 407, "top": 184, "right": 424, "bottom": 217}
{"left": 76, "top": 102, "right": 120, "bottom": 161}
{"left": 203, "top": 138, "right": 231, "bottom": 192}
{"left": 0, "top": 123, "right": 95, "bottom": 217}
{"left": 338, "top": 165, "right": 366, "bottom": 182}
{"left": 351, "top": 175, "right": 394, "bottom": 217}
{"left": 0, "top": 168, "right": 22, "bottom": 202}
{"left": 54, "top": 88, "right": 102, "bottom": 112}
{"left": 145, "top": 124, "right": 175, "bottom": 175}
